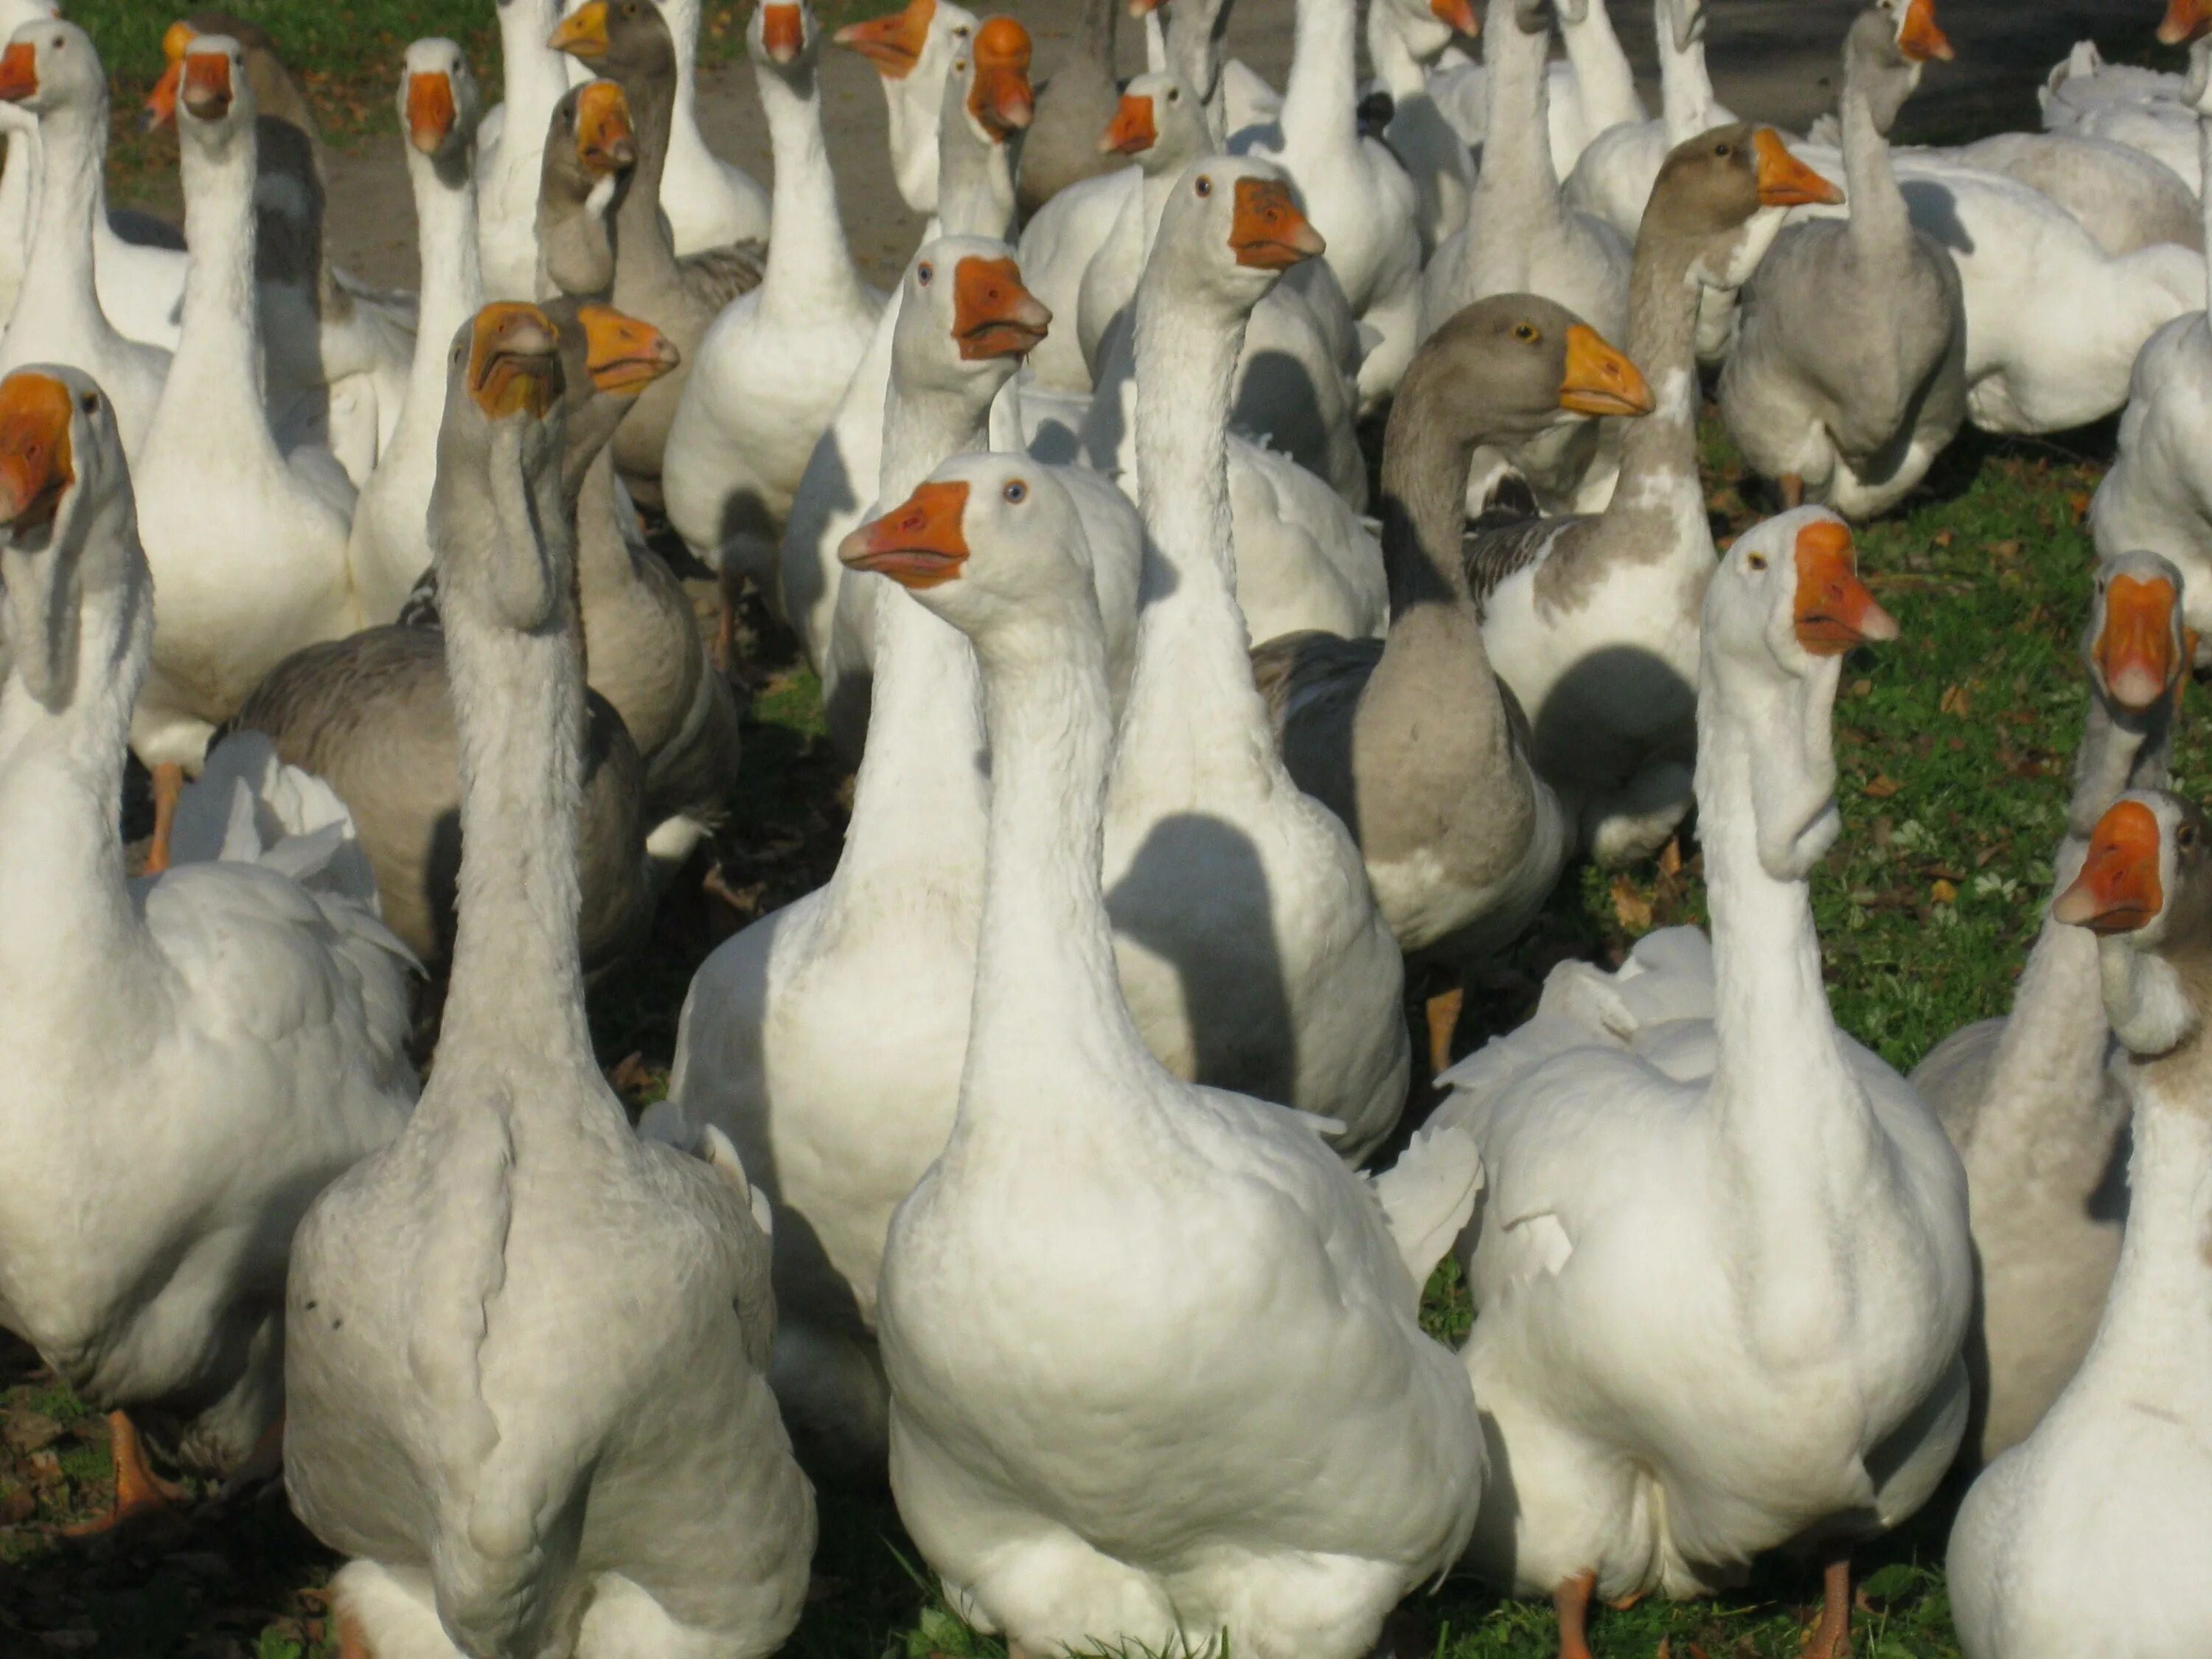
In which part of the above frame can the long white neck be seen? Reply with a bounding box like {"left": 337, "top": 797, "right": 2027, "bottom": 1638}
{"left": 1470, "top": 0, "right": 1561, "bottom": 245}
{"left": 1557, "top": 0, "right": 1640, "bottom": 134}
{"left": 661, "top": 0, "right": 708, "bottom": 145}
{"left": 1279, "top": 0, "right": 1356, "bottom": 168}
{"left": 757, "top": 48, "right": 867, "bottom": 319}
{"left": 1116, "top": 257, "right": 1276, "bottom": 799}
{"left": 0, "top": 121, "right": 35, "bottom": 318}
{"left": 490, "top": 0, "right": 569, "bottom": 215}
{"left": 392, "top": 144, "right": 485, "bottom": 486}
{"left": 10, "top": 98, "right": 112, "bottom": 352}
{"left": 1655, "top": 1, "right": 1717, "bottom": 140}
{"left": 884, "top": 65, "right": 945, "bottom": 215}
{"left": 1164, "top": 0, "right": 1229, "bottom": 142}
{"left": 935, "top": 116, "right": 1015, "bottom": 240}
{"left": 1366, "top": 9, "right": 1426, "bottom": 100}
{"left": 150, "top": 117, "right": 275, "bottom": 464}
{"left": 2196, "top": 50, "right": 2212, "bottom": 313}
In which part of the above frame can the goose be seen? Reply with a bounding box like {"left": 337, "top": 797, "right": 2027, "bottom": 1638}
{"left": 130, "top": 32, "right": 361, "bottom": 849}
{"left": 1468, "top": 125, "right": 1841, "bottom": 867}
{"left": 1420, "top": 0, "right": 1632, "bottom": 515}
{"left": 1947, "top": 787, "right": 2212, "bottom": 1659}
{"left": 230, "top": 301, "right": 663, "bottom": 976}
{"left": 0, "top": 19, "right": 170, "bottom": 455}
{"left": 2091, "top": 4, "right": 2212, "bottom": 649}
{"left": 0, "top": 0, "right": 55, "bottom": 330}
{"left": 1102, "top": 156, "right": 1409, "bottom": 1158}
{"left": 649, "top": 242, "right": 1130, "bottom": 1470}
{"left": 1438, "top": 508, "right": 1969, "bottom": 1659}
{"left": 534, "top": 79, "right": 635, "bottom": 301}
{"left": 2040, "top": 36, "right": 2199, "bottom": 192}
{"left": 1252, "top": 296, "right": 1647, "bottom": 1068}
{"left": 282, "top": 302, "right": 812, "bottom": 1659}
{"left": 663, "top": 0, "right": 886, "bottom": 612}
{"left": 1913, "top": 552, "right": 2185, "bottom": 1472}
{"left": 1717, "top": 0, "right": 1968, "bottom": 519}
{"left": 348, "top": 41, "right": 487, "bottom": 626}
{"left": 477, "top": 0, "right": 574, "bottom": 300}
{"left": 834, "top": 0, "right": 980, "bottom": 218}
{"left": 1425, "top": 0, "right": 1641, "bottom": 183}
{"left": 1367, "top": 0, "right": 1480, "bottom": 254}
{"left": 1139, "top": 0, "right": 1237, "bottom": 142}
{"left": 1071, "top": 72, "right": 1214, "bottom": 375}
{"left": 0, "top": 364, "right": 416, "bottom": 1532}
{"left": 1016, "top": 0, "right": 1124, "bottom": 216}
{"left": 1564, "top": 0, "right": 1740, "bottom": 243}
{"left": 855, "top": 453, "right": 1486, "bottom": 1659}
{"left": 1245, "top": 0, "right": 1426, "bottom": 408}
{"left": 551, "top": 0, "right": 766, "bottom": 500}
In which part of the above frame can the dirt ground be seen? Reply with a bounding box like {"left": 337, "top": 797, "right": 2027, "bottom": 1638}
{"left": 293, "top": 0, "right": 2146, "bottom": 294}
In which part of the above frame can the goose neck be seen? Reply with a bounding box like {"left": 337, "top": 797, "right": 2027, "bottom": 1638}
{"left": 1164, "top": 0, "right": 1228, "bottom": 139}
{"left": 502, "top": 1, "right": 571, "bottom": 114}
{"left": 611, "top": 65, "right": 682, "bottom": 286}
{"left": 879, "top": 373, "right": 991, "bottom": 505}
{"left": 1366, "top": 10, "right": 1424, "bottom": 100}
{"left": 573, "top": 448, "right": 639, "bottom": 599}
{"left": 1607, "top": 233, "right": 1710, "bottom": 546}
{"left": 2199, "top": 105, "right": 2212, "bottom": 310}
{"left": 1472, "top": 1, "right": 1557, "bottom": 209}
{"left": 408, "top": 144, "right": 487, "bottom": 431}
{"left": 160, "top": 122, "right": 271, "bottom": 448}
{"left": 1656, "top": 14, "right": 1716, "bottom": 139}
{"left": 17, "top": 100, "right": 103, "bottom": 333}
{"left": 1378, "top": 411, "right": 1479, "bottom": 617}
{"left": 935, "top": 122, "right": 1015, "bottom": 240}
{"left": 1075, "top": 0, "right": 1118, "bottom": 59}
{"left": 757, "top": 55, "right": 866, "bottom": 316}
{"left": 1279, "top": 0, "right": 1357, "bottom": 160}
{"left": 1557, "top": 0, "right": 1638, "bottom": 133}
{"left": 1837, "top": 60, "right": 1913, "bottom": 257}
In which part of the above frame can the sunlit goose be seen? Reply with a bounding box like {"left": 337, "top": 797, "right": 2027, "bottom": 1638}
{"left": 1563, "top": 0, "right": 1740, "bottom": 242}
{"left": 477, "top": 0, "right": 574, "bottom": 299}
{"left": 534, "top": 78, "right": 636, "bottom": 302}
{"left": 2039, "top": 35, "right": 2199, "bottom": 191}
{"left": 833, "top": 0, "right": 979, "bottom": 218}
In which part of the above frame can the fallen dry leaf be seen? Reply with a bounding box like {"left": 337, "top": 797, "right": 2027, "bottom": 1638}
{"left": 1931, "top": 879, "right": 1958, "bottom": 905}
{"left": 1863, "top": 775, "right": 1902, "bottom": 799}
{"left": 1939, "top": 684, "right": 1971, "bottom": 717}
{"left": 1611, "top": 875, "right": 1655, "bottom": 934}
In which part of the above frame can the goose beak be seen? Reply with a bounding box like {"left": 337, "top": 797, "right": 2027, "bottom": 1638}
{"left": 1897, "top": 0, "right": 1954, "bottom": 63}
{"left": 762, "top": 2, "right": 805, "bottom": 62}
{"left": 575, "top": 80, "right": 636, "bottom": 175}
{"left": 468, "top": 303, "right": 565, "bottom": 420}
{"left": 2096, "top": 574, "right": 2183, "bottom": 714}
{"left": 2054, "top": 800, "right": 2165, "bottom": 934}
{"left": 406, "top": 69, "right": 458, "bottom": 153}
{"left": 1557, "top": 325, "right": 1654, "bottom": 418}
{"left": 953, "top": 255, "right": 1051, "bottom": 359}
{"left": 2162, "top": 0, "right": 2212, "bottom": 45}
{"left": 1430, "top": 0, "right": 1480, "bottom": 35}
{"left": 0, "top": 41, "right": 39, "bottom": 103}
{"left": 0, "top": 371, "right": 74, "bottom": 532}
{"left": 1792, "top": 519, "right": 1897, "bottom": 655}
{"left": 551, "top": 1, "right": 612, "bottom": 60}
{"left": 577, "top": 304, "right": 680, "bottom": 394}
{"left": 1101, "top": 91, "right": 1155, "bottom": 154}
{"left": 144, "top": 23, "right": 195, "bottom": 130}
{"left": 832, "top": 0, "right": 933, "bottom": 78}
{"left": 1127, "top": 0, "right": 1165, "bottom": 16}
{"left": 1753, "top": 129, "right": 1843, "bottom": 208}
{"left": 181, "top": 49, "right": 232, "bottom": 122}
{"left": 1230, "top": 176, "right": 1326, "bottom": 270}
{"left": 969, "top": 17, "right": 1034, "bottom": 138}
{"left": 839, "top": 480, "right": 971, "bottom": 589}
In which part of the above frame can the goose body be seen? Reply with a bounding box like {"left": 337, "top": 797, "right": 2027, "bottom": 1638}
{"left": 2039, "top": 38, "right": 2199, "bottom": 192}
{"left": 1016, "top": 0, "right": 1124, "bottom": 215}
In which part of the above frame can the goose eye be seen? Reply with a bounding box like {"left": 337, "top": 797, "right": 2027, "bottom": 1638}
{"left": 1714, "top": 142, "right": 1732, "bottom": 159}
{"left": 79, "top": 391, "right": 97, "bottom": 414}
{"left": 2181, "top": 823, "right": 2199, "bottom": 853}
{"left": 1514, "top": 323, "right": 1539, "bottom": 343}
{"left": 1194, "top": 174, "right": 1213, "bottom": 198}
{"left": 1003, "top": 479, "right": 1028, "bottom": 504}
{"left": 917, "top": 261, "right": 933, "bottom": 285}
{"left": 1166, "top": 87, "right": 1179, "bottom": 101}
{"left": 1747, "top": 552, "right": 1767, "bottom": 571}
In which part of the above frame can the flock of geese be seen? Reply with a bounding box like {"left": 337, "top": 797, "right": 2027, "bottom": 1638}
{"left": 5, "top": 0, "right": 2212, "bottom": 1652}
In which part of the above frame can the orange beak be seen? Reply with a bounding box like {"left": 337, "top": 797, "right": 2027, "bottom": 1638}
{"left": 1753, "top": 129, "right": 1844, "bottom": 208}
{"left": 1792, "top": 518, "right": 1898, "bottom": 655}
{"left": 2096, "top": 574, "right": 2183, "bottom": 714}
{"left": 761, "top": 1, "right": 805, "bottom": 61}
{"left": 181, "top": 49, "right": 233, "bottom": 122}
{"left": 575, "top": 80, "right": 636, "bottom": 176}
{"left": 839, "top": 479, "right": 972, "bottom": 588}
{"left": 1430, "top": 0, "right": 1480, "bottom": 34}
{"left": 1897, "top": 0, "right": 1954, "bottom": 63}
{"left": 467, "top": 303, "right": 564, "bottom": 420}
{"left": 1230, "top": 176, "right": 1326, "bottom": 270}
{"left": 577, "top": 304, "right": 681, "bottom": 394}
{"left": 969, "top": 16, "right": 1034, "bottom": 139}
{"left": 0, "top": 372, "right": 74, "bottom": 532}
{"left": 2162, "top": 0, "right": 2212, "bottom": 45}
{"left": 952, "top": 255, "right": 1052, "bottom": 359}
{"left": 1558, "top": 324, "right": 1654, "bottom": 418}
{"left": 2053, "top": 799, "right": 2165, "bottom": 935}
{"left": 0, "top": 41, "right": 38, "bottom": 103}
{"left": 1101, "top": 91, "right": 1156, "bottom": 155}
{"left": 832, "top": 0, "right": 933, "bottom": 77}
{"left": 406, "top": 70, "right": 458, "bottom": 154}
{"left": 1127, "top": 0, "right": 1165, "bottom": 14}
{"left": 551, "top": 1, "right": 613, "bottom": 60}
{"left": 144, "top": 22, "right": 196, "bottom": 131}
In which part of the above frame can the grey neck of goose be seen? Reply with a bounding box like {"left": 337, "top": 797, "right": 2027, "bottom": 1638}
{"left": 570, "top": 396, "right": 643, "bottom": 609}
{"left": 1075, "top": 0, "right": 1118, "bottom": 69}
{"left": 1837, "top": 33, "right": 1916, "bottom": 264}
{"left": 1601, "top": 229, "right": 1711, "bottom": 567}
{"left": 1166, "top": 0, "right": 1232, "bottom": 141}
{"left": 406, "top": 139, "right": 488, "bottom": 462}
{"left": 757, "top": 41, "right": 869, "bottom": 321}
{"left": 151, "top": 105, "right": 276, "bottom": 466}
{"left": 1470, "top": 0, "right": 1561, "bottom": 247}
{"left": 1964, "top": 687, "right": 2173, "bottom": 1155}
{"left": 538, "top": 156, "right": 613, "bottom": 300}
{"left": 15, "top": 95, "right": 112, "bottom": 349}
{"left": 434, "top": 418, "right": 599, "bottom": 1083}
{"left": 609, "top": 55, "right": 686, "bottom": 304}
{"left": 1279, "top": 0, "right": 1356, "bottom": 170}
{"left": 0, "top": 492, "right": 152, "bottom": 991}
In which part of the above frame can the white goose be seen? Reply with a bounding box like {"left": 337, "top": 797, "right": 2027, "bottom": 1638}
{"left": 1947, "top": 787, "right": 2212, "bottom": 1659}
{"left": 478, "top": 0, "right": 580, "bottom": 300}
{"left": 130, "top": 36, "right": 361, "bottom": 788}
{"left": 0, "top": 364, "right": 415, "bottom": 1532}
{"left": 2039, "top": 35, "right": 2199, "bottom": 192}
{"left": 1564, "top": 0, "right": 1740, "bottom": 243}
{"left": 663, "top": 0, "right": 886, "bottom": 609}
{"left": 1368, "top": 0, "right": 1480, "bottom": 254}
{"left": 858, "top": 451, "right": 1485, "bottom": 1659}
{"left": 834, "top": 0, "right": 979, "bottom": 218}
{"left": 1439, "top": 508, "right": 1970, "bottom": 1659}
{"left": 1071, "top": 72, "right": 1214, "bottom": 377}
{"left": 348, "top": 41, "right": 487, "bottom": 625}
{"left": 282, "top": 303, "right": 813, "bottom": 1659}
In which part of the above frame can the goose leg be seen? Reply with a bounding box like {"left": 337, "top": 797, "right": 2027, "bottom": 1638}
{"left": 336, "top": 1609, "right": 373, "bottom": 1659}
{"left": 1553, "top": 1569, "right": 1596, "bottom": 1659}
{"left": 1803, "top": 1549, "right": 1852, "bottom": 1659}
{"left": 61, "top": 1411, "right": 183, "bottom": 1534}
{"left": 145, "top": 762, "right": 184, "bottom": 876}
{"left": 1780, "top": 474, "right": 1805, "bottom": 511}
{"left": 1424, "top": 983, "right": 1464, "bottom": 1077}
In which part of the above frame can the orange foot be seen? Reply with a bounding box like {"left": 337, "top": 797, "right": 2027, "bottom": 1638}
{"left": 1554, "top": 1568, "right": 1597, "bottom": 1659}
{"left": 1801, "top": 1551, "right": 1852, "bottom": 1659}
{"left": 336, "top": 1607, "right": 374, "bottom": 1659}
{"left": 60, "top": 1411, "right": 187, "bottom": 1535}
{"left": 1425, "top": 983, "right": 1465, "bottom": 1079}
{"left": 144, "top": 762, "right": 184, "bottom": 877}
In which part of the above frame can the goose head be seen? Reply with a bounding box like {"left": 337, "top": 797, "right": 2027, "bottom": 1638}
{"left": 1645, "top": 123, "right": 1843, "bottom": 288}
{"left": 400, "top": 38, "right": 481, "bottom": 172}
{"left": 543, "top": 297, "right": 678, "bottom": 488}
{"left": 752, "top": 0, "right": 818, "bottom": 69}
{"left": 1147, "top": 156, "right": 1326, "bottom": 321}
{"left": 1400, "top": 295, "right": 1651, "bottom": 462}
{"left": 0, "top": 18, "right": 105, "bottom": 119}
{"left": 954, "top": 15, "right": 1034, "bottom": 144}
{"left": 0, "top": 367, "right": 139, "bottom": 712}
{"left": 548, "top": 76, "right": 635, "bottom": 189}
{"left": 171, "top": 33, "right": 254, "bottom": 159}
{"left": 1703, "top": 509, "right": 1898, "bottom": 880}
{"left": 1099, "top": 71, "right": 1210, "bottom": 177}
{"left": 1851, "top": 0, "right": 1952, "bottom": 134}
{"left": 894, "top": 235, "right": 1051, "bottom": 405}
{"left": 432, "top": 305, "right": 574, "bottom": 635}
{"left": 550, "top": 0, "right": 675, "bottom": 83}
{"left": 835, "top": 0, "right": 972, "bottom": 83}
{"left": 2164, "top": 0, "right": 2212, "bottom": 45}
{"left": 2057, "top": 792, "right": 2212, "bottom": 1058}
{"left": 840, "top": 453, "right": 1096, "bottom": 654}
